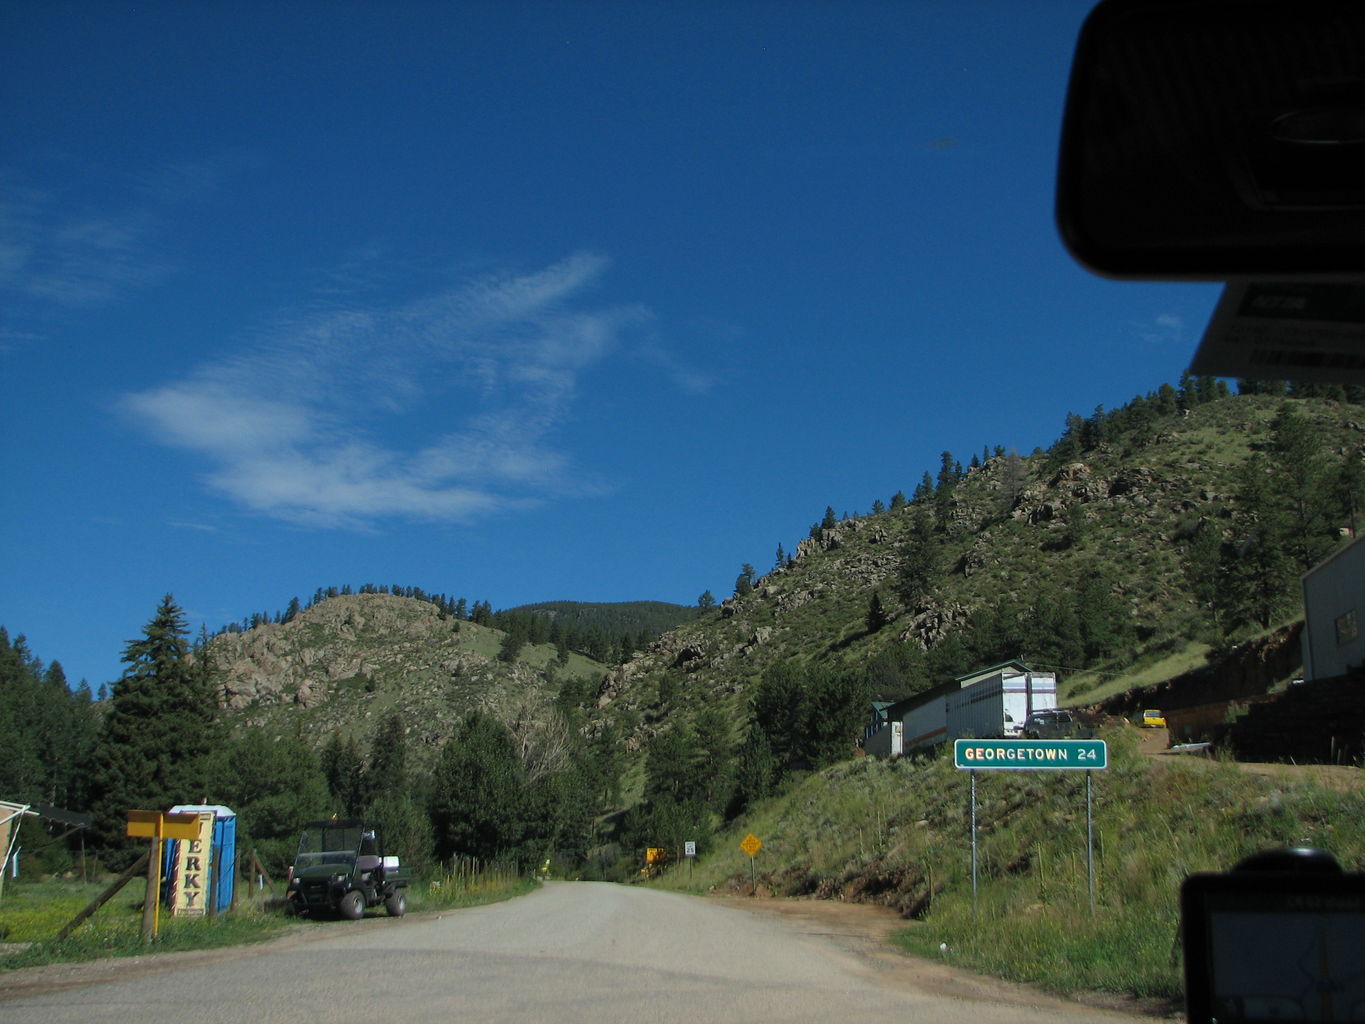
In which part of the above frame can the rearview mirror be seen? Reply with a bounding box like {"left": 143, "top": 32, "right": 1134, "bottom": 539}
{"left": 1057, "top": 0, "right": 1365, "bottom": 280}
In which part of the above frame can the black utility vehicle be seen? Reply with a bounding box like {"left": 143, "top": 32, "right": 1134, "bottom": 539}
{"left": 284, "top": 818, "right": 409, "bottom": 919}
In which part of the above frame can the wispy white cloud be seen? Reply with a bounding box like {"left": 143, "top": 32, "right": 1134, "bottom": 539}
{"left": 0, "top": 191, "right": 169, "bottom": 305}
{"left": 0, "top": 156, "right": 243, "bottom": 308}
{"left": 169, "top": 520, "right": 220, "bottom": 534}
{"left": 638, "top": 337, "right": 716, "bottom": 395}
{"left": 120, "top": 252, "right": 645, "bottom": 528}
{"left": 1130, "top": 313, "right": 1185, "bottom": 346}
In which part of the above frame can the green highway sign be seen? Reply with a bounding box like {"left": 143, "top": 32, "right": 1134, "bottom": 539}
{"left": 954, "top": 738, "right": 1107, "bottom": 770}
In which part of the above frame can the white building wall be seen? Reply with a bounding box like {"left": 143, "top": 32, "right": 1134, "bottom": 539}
{"left": 903, "top": 699, "right": 948, "bottom": 753}
{"left": 945, "top": 670, "right": 1058, "bottom": 739}
{"left": 864, "top": 721, "right": 903, "bottom": 758}
{"left": 1302, "top": 537, "right": 1365, "bottom": 680}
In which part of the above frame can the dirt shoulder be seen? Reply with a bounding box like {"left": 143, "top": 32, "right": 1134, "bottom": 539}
{"left": 713, "top": 895, "right": 1181, "bottom": 1021}
{"left": 0, "top": 912, "right": 416, "bottom": 1002}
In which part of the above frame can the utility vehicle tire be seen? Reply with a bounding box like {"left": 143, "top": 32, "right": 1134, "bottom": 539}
{"left": 385, "top": 890, "right": 407, "bottom": 917}
{"left": 338, "top": 889, "right": 365, "bottom": 920}
{"left": 284, "top": 898, "right": 299, "bottom": 917}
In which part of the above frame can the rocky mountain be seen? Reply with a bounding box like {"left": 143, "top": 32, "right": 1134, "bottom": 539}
{"left": 205, "top": 593, "right": 611, "bottom": 769}
{"left": 207, "top": 391, "right": 1364, "bottom": 790}
{"left": 591, "top": 393, "right": 1363, "bottom": 756}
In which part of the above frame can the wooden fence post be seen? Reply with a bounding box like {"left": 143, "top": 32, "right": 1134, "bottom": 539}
{"left": 55, "top": 851, "right": 150, "bottom": 941}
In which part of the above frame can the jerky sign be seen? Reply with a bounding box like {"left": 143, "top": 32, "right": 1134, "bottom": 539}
{"left": 168, "top": 811, "right": 217, "bottom": 916}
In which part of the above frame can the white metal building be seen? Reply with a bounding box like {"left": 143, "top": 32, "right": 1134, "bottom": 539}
{"left": 1301, "top": 535, "right": 1365, "bottom": 681}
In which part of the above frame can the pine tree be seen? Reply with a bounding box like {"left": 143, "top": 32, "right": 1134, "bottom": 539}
{"left": 320, "top": 731, "right": 367, "bottom": 815}
{"left": 88, "top": 595, "right": 218, "bottom": 860}
{"left": 1000, "top": 450, "right": 1028, "bottom": 514}
{"left": 730, "top": 723, "right": 776, "bottom": 816}
{"left": 429, "top": 712, "right": 528, "bottom": 864}
{"left": 498, "top": 627, "right": 525, "bottom": 664}
{"left": 691, "top": 706, "right": 737, "bottom": 813}
{"left": 1050, "top": 412, "right": 1085, "bottom": 465}
{"left": 865, "top": 591, "right": 889, "bottom": 633}
{"left": 896, "top": 507, "right": 940, "bottom": 607}
{"left": 1333, "top": 452, "right": 1365, "bottom": 537}
{"left": 0, "top": 631, "right": 50, "bottom": 804}
{"left": 734, "top": 564, "right": 756, "bottom": 597}
{"left": 367, "top": 710, "right": 408, "bottom": 804}
{"left": 1270, "top": 403, "right": 1333, "bottom": 572}
{"left": 1183, "top": 515, "right": 1232, "bottom": 636}
{"left": 802, "top": 670, "right": 870, "bottom": 769}
{"left": 1230, "top": 453, "right": 1296, "bottom": 628}
{"left": 913, "top": 472, "right": 934, "bottom": 503}
{"left": 750, "top": 662, "right": 811, "bottom": 771}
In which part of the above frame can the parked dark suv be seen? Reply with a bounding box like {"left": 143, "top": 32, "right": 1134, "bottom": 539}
{"left": 1022, "top": 709, "right": 1092, "bottom": 740}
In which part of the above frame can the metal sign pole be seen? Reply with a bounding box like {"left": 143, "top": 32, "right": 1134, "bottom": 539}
{"left": 970, "top": 770, "right": 978, "bottom": 921}
{"left": 1086, "top": 770, "right": 1096, "bottom": 916}
{"left": 952, "top": 740, "right": 1108, "bottom": 922}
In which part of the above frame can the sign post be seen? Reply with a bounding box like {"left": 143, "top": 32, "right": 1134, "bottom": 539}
{"left": 739, "top": 833, "right": 762, "bottom": 888}
{"left": 125, "top": 811, "right": 201, "bottom": 940}
{"left": 954, "top": 739, "right": 1108, "bottom": 917}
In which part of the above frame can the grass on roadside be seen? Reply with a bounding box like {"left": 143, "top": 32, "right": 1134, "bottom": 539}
{"left": 1, "top": 862, "right": 535, "bottom": 971}
{"left": 655, "top": 728, "right": 1365, "bottom": 1003}
{"left": 407, "top": 860, "right": 537, "bottom": 912}
{"left": 0, "top": 891, "right": 289, "bottom": 971}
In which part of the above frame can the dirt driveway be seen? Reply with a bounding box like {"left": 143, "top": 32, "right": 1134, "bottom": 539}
{"left": 1138, "top": 725, "right": 1365, "bottom": 793}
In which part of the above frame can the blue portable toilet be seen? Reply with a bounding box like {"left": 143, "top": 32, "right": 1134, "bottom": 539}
{"left": 163, "top": 804, "right": 237, "bottom": 914}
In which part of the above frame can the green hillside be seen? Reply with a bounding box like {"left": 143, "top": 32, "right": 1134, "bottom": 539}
{"left": 596, "top": 391, "right": 1363, "bottom": 752}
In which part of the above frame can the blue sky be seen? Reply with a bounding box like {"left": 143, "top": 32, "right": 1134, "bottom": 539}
{"left": 1, "top": 1, "right": 1221, "bottom": 689}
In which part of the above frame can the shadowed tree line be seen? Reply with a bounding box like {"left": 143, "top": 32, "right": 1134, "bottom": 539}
{"left": 216, "top": 585, "right": 694, "bottom": 667}
{"left": 5, "top": 595, "right": 624, "bottom": 878}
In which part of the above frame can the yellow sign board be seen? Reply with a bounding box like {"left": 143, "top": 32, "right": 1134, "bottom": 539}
{"left": 740, "top": 833, "right": 762, "bottom": 857}
{"left": 168, "top": 811, "right": 216, "bottom": 917}
{"left": 126, "top": 810, "right": 201, "bottom": 841}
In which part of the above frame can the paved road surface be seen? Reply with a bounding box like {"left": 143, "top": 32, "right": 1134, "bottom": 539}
{"left": 0, "top": 883, "right": 1154, "bottom": 1023}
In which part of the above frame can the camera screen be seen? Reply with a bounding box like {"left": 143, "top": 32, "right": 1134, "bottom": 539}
{"left": 1183, "top": 873, "right": 1365, "bottom": 1024}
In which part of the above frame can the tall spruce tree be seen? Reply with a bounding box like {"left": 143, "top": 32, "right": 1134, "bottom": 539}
{"left": 896, "top": 506, "right": 941, "bottom": 607}
{"left": 367, "top": 710, "right": 407, "bottom": 803}
{"left": 1270, "top": 403, "right": 1333, "bottom": 572}
{"left": 88, "top": 595, "right": 217, "bottom": 859}
{"left": 730, "top": 722, "right": 777, "bottom": 816}
{"left": 865, "top": 591, "right": 889, "bottom": 633}
{"left": 429, "top": 712, "right": 527, "bottom": 865}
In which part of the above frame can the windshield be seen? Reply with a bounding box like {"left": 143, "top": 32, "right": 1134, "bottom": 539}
{"left": 293, "top": 824, "right": 369, "bottom": 869}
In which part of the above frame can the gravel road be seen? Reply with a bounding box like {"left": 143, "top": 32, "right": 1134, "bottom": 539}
{"left": 0, "top": 882, "right": 1163, "bottom": 1023}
